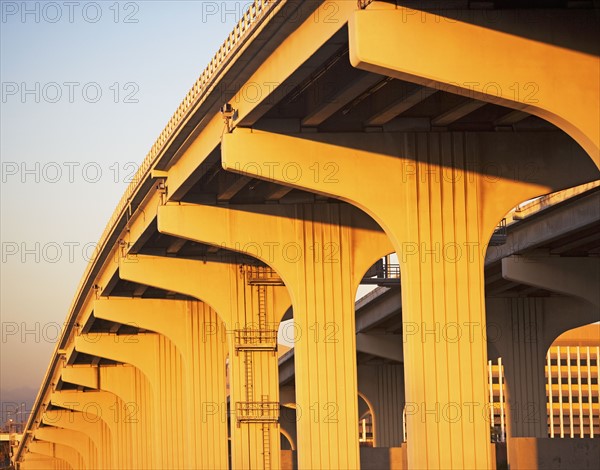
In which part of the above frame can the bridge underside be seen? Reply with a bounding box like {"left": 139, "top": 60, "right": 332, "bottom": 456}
{"left": 16, "top": 1, "right": 600, "bottom": 469}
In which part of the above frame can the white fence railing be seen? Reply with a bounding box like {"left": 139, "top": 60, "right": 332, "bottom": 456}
{"left": 547, "top": 346, "right": 599, "bottom": 438}
{"left": 399, "top": 348, "right": 599, "bottom": 443}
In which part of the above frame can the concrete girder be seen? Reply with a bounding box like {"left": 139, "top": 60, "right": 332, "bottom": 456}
{"left": 221, "top": 131, "right": 596, "bottom": 244}
{"left": 166, "top": 2, "right": 359, "bottom": 200}
{"left": 485, "top": 189, "right": 600, "bottom": 265}
{"left": 117, "top": 259, "right": 291, "bottom": 327}
{"left": 302, "top": 72, "right": 383, "bottom": 127}
{"left": 502, "top": 255, "right": 600, "bottom": 308}
{"left": 356, "top": 333, "right": 403, "bottom": 363}
{"left": 542, "top": 298, "right": 600, "bottom": 348}
{"left": 94, "top": 299, "right": 217, "bottom": 365}
{"left": 156, "top": 203, "right": 392, "bottom": 310}
{"left": 349, "top": 7, "right": 600, "bottom": 166}
{"left": 365, "top": 87, "right": 438, "bottom": 127}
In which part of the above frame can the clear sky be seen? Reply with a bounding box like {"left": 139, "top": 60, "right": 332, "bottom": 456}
{"left": 0, "top": 0, "right": 252, "bottom": 399}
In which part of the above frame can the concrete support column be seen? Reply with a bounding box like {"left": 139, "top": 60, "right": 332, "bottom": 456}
{"left": 92, "top": 298, "right": 229, "bottom": 470}
{"left": 220, "top": 129, "right": 596, "bottom": 468}
{"left": 60, "top": 365, "right": 152, "bottom": 469}
{"left": 34, "top": 426, "right": 92, "bottom": 469}
{"left": 224, "top": 267, "right": 287, "bottom": 470}
{"left": 49, "top": 390, "right": 127, "bottom": 469}
{"left": 487, "top": 298, "right": 547, "bottom": 438}
{"left": 117, "top": 258, "right": 290, "bottom": 470}
{"left": 358, "top": 364, "right": 405, "bottom": 448}
{"left": 41, "top": 411, "right": 106, "bottom": 469}
{"left": 27, "top": 441, "right": 82, "bottom": 469}
{"left": 488, "top": 256, "right": 600, "bottom": 441}
{"left": 19, "top": 452, "right": 66, "bottom": 470}
{"left": 72, "top": 334, "right": 184, "bottom": 469}
{"left": 279, "top": 405, "right": 297, "bottom": 451}
{"left": 487, "top": 295, "right": 599, "bottom": 468}
{"left": 157, "top": 202, "right": 393, "bottom": 469}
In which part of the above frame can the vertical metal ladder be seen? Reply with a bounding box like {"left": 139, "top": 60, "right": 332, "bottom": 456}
{"left": 257, "top": 284, "right": 267, "bottom": 341}
{"left": 235, "top": 268, "right": 279, "bottom": 470}
{"left": 262, "top": 402, "right": 272, "bottom": 470}
{"left": 244, "top": 351, "right": 253, "bottom": 403}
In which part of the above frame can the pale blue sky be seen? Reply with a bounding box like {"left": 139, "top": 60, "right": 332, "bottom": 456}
{"left": 1, "top": 0, "right": 252, "bottom": 393}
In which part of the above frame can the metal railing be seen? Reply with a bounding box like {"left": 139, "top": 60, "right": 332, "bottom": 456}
{"left": 246, "top": 266, "right": 284, "bottom": 285}
{"left": 358, "top": 417, "right": 374, "bottom": 445}
{"left": 489, "top": 218, "right": 507, "bottom": 246}
{"left": 235, "top": 401, "right": 280, "bottom": 426}
{"left": 361, "top": 261, "right": 401, "bottom": 285}
{"left": 547, "top": 345, "right": 599, "bottom": 438}
{"left": 488, "top": 358, "right": 506, "bottom": 443}
{"left": 379, "top": 263, "right": 400, "bottom": 279}
{"left": 234, "top": 329, "right": 278, "bottom": 354}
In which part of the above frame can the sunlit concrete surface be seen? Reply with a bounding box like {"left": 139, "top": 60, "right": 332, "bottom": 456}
{"left": 12, "top": 1, "right": 599, "bottom": 469}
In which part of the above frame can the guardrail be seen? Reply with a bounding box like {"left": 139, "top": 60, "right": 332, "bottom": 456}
{"left": 234, "top": 329, "right": 279, "bottom": 354}
{"left": 235, "top": 401, "right": 280, "bottom": 426}
{"left": 246, "top": 266, "right": 285, "bottom": 285}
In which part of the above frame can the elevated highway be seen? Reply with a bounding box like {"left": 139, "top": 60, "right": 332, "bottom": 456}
{"left": 14, "top": 1, "right": 600, "bottom": 469}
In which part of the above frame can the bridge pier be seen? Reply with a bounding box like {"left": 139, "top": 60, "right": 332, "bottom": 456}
{"left": 27, "top": 440, "right": 83, "bottom": 470}
{"left": 117, "top": 257, "right": 290, "bottom": 470}
{"left": 73, "top": 333, "right": 185, "bottom": 469}
{"left": 41, "top": 410, "right": 106, "bottom": 469}
{"left": 358, "top": 364, "right": 405, "bottom": 448}
{"left": 13, "top": 2, "right": 600, "bottom": 469}
{"left": 34, "top": 426, "right": 92, "bottom": 469}
{"left": 49, "top": 390, "right": 126, "bottom": 469}
{"left": 221, "top": 129, "right": 595, "bottom": 469}
{"left": 60, "top": 365, "right": 153, "bottom": 469}
{"left": 487, "top": 298, "right": 550, "bottom": 440}
{"left": 93, "top": 298, "right": 229, "bottom": 470}
{"left": 486, "top": 254, "right": 600, "bottom": 465}
{"left": 18, "top": 452, "right": 68, "bottom": 470}
{"left": 157, "top": 202, "right": 392, "bottom": 469}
